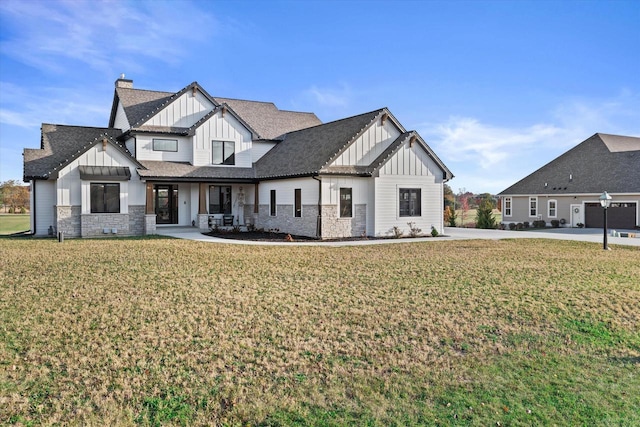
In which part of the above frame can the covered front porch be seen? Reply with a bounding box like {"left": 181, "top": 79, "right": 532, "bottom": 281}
{"left": 142, "top": 180, "right": 258, "bottom": 234}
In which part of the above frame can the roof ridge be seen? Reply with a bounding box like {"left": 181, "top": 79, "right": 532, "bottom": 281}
{"left": 42, "top": 123, "right": 119, "bottom": 130}
{"left": 116, "top": 87, "right": 173, "bottom": 96}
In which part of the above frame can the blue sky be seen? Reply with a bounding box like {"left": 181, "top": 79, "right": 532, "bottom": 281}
{"left": 1, "top": 0, "right": 638, "bottom": 194}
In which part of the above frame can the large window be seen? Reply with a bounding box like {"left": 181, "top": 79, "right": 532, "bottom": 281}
{"left": 399, "top": 188, "right": 421, "bottom": 217}
{"left": 548, "top": 199, "right": 557, "bottom": 218}
{"left": 294, "top": 189, "right": 302, "bottom": 217}
{"left": 90, "top": 183, "right": 120, "bottom": 213}
{"left": 270, "top": 190, "right": 276, "bottom": 216}
{"left": 340, "top": 188, "right": 352, "bottom": 218}
{"left": 529, "top": 196, "right": 538, "bottom": 217}
{"left": 504, "top": 197, "right": 512, "bottom": 217}
{"left": 209, "top": 186, "right": 231, "bottom": 214}
{"left": 212, "top": 140, "right": 235, "bottom": 165}
{"left": 153, "top": 138, "right": 178, "bottom": 152}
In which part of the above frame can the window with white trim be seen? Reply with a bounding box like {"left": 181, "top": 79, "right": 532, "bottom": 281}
{"left": 548, "top": 199, "right": 557, "bottom": 218}
{"left": 90, "top": 183, "right": 120, "bottom": 213}
{"left": 504, "top": 197, "right": 512, "bottom": 217}
{"left": 212, "top": 140, "right": 235, "bottom": 165}
{"left": 399, "top": 188, "right": 421, "bottom": 217}
{"left": 529, "top": 196, "right": 538, "bottom": 217}
{"left": 153, "top": 138, "right": 178, "bottom": 152}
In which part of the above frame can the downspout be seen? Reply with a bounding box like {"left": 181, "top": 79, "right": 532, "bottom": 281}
{"left": 31, "top": 180, "right": 37, "bottom": 235}
{"left": 312, "top": 174, "right": 322, "bottom": 238}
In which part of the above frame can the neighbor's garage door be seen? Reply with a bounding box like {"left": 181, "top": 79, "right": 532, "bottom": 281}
{"left": 585, "top": 202, "right": 637, "bottom": 229}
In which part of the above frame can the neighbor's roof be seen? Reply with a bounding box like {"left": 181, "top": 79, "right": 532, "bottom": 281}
{"left": 24, "top": 124, "right": 136, "bottom": 180}
{"left": 498, "top": 133, "right": 640, "bottom": 195}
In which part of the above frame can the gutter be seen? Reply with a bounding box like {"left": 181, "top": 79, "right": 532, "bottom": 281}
{"left": 31, "top": 180, "right": 36, "bottom": 235}
{"left": 312, "top": 174, "right": 322, "bottom": 238}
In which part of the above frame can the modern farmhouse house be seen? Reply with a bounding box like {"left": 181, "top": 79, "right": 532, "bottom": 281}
{"left": 498, "top": 133, "right": 640, "bottom": 230}
{"left": 24, "top": 77, "right": 453, "bottom": 239}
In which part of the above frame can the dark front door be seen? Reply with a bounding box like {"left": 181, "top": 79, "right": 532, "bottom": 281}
{"left": 155, "top": 185, "right": 178, "bottom": 224}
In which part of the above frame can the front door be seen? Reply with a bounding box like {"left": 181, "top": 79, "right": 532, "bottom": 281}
{"left": 155, "top": 185, "right": 178, "bottom": 224}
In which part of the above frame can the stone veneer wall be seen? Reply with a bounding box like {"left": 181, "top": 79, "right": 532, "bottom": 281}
{"left": 56, "top": 205, "right": 81, "bottom": 238}
{"left": 320, "top": 204, "right": 366, "bottom": 239}
{"left": 81, "top": 213, "right": 130, "bottom": 237}
{"left": 128, "top": 206, "right": 146, "bottom": 236}
{"left": 255, "top": 204, "right": 319, "bottom": 238}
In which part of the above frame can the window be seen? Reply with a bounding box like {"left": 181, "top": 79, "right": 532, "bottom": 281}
{"left": 399, "top": 188, "right": 421, "bottom": 217}
{"left": 90, "top": 183, "right": 120, "bottom": 213}
{"left": 209, "top": 186, "right": 231, "bottom": 214}
{"left": 212, "top": 140, "right": 235, "bottom": 165}
{"left": 270, "top": 190, "right": 277, "bottom": 216}
{"left": 504, "top": 197, "right": 512, "bottom": 217}
{"left": 152, "top": 138, "right": 178, "bottom": 152}
{"left": 340, "top": 188, "right": 352, "bottom": 218}
{"left": 294, "top": 188, "right": 302, "bottom": 217}
{"left": 529, "top": 196, "right": 538, "bottom": 217}
{"left": 548, "top": 199, "right": 557, "bottom": 218}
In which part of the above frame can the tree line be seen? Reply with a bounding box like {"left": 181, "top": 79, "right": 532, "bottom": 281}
{"left": 0, "top": 180, "right": 30, "bottom": 213}
{"left": 443, "top": 184, "right": 498, "bottom": 229}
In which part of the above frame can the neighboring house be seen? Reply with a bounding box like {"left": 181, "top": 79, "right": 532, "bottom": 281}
{"left": 24, "top": 77, "right": 453, "bottom": 239}
{"left": 498, "top": 133, "right": 640, "bottom": 230}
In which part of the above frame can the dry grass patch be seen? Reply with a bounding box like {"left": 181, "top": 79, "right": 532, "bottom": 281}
{"left": 1, "top": 237, "right": 639, "bottom": 425}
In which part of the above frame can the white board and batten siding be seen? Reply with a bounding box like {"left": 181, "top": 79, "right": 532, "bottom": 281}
{"left": 113, "top": 101, "right": 130, "bottom": 131}
{"left": 330, "top": 119, "right": 401, "bottom": 167}
{"left": 374, "top": 142, "right": 445, "bottom": 236}
{"left": 31, "top": 180, "right": 56, "bottom": 236}
{"left": 55, "top": 143, "right": 145, "bottom": 214}
{"left": 192, "top": 112, "right": 253, "bottom": 167}
{"left": 143, "top": 91, "right": 214, "bottom": 128}
{"left": 135, "top": 135, "right": 191, "bottom": 162}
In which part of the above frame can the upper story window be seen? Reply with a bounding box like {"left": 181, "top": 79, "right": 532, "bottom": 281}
{"left": 153, "top": 138, "right": 178, "bottom": 152}
{"left": 212, "top": 140, "right": 235, "bottom": 165}
{"left": 340, "top": 188, "right": 352, "bottom": 218}
{"left": 529, "top": 196, "right": 538, "bottom": 217}
{"left": 399, "top": 188, "right": 421, "bottom": 217}
{"left": 504, "top": 197, "right": 512, "bottom": 217}
{"left": 90, "top": 183, "right": 120, "bottom": 213}
{"left": 548, "top": 199, "right": 557, "bottom": 218}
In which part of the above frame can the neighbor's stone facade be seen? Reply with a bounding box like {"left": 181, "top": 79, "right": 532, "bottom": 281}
{"left": 320, "top": 204, "right": 366, "bottom": 239}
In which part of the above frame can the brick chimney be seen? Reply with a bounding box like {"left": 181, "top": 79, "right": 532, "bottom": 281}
{"left": 115, "top": 73, "right": 133, "bottom": 89}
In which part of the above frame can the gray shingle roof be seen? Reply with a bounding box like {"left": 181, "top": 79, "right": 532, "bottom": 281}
{"left": 24, "top": 124, "right": 134, "bottom": 180}
{"left": 137, "top": 161, "right": 255, "bottom": 181}
{"left": 111, "top": 87, "right": 173, "bottom": 128}
{"left": 498, "top": 133, "right": 640, "bottom": 195}
{"left": 255, "top": 109, "right": 385, "bottom": 178}
{"left": 213, "top": 97, "right": 322, "bottom": 140}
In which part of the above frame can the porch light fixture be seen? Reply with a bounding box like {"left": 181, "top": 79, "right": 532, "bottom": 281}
{"left": 599, "top": 191, "right": 612, "bottom": 250}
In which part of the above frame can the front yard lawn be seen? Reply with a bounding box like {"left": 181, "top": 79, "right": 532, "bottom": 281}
{"left": 1, "top": 237, "right": 638, "bottom": 425}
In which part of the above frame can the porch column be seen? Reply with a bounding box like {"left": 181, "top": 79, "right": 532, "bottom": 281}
{"left": 198, "top": 183, "right": 207, "bottom": 215}
{"left": 145, "top": 182, "right": 154, "bottom": 214}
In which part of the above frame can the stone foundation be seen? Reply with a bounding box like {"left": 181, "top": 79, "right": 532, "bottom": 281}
{"left": 320, "top": 204, "right": 366, "bottom": 239}
{"left": 56, "top": 205, "right": 81, "bottom": 238}
{"left": 197, "top": 214, "right": 209, "bottom": 232}
{"left": 144, "top": 214, "right": 157, "bottom": 235}
{"left": 255, "top": 204, "right": 319, "bottom": 238}
{"left": 128, "top": 206, "right": 146, "bottom": 236}
{"left": 81, "top": 213, "right": 130, "bottom": 237}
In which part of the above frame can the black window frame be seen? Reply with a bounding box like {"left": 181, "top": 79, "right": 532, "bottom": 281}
{"left": 209, "top": 185, "right": 232, "bottom": 214}
{"left": 152, "top": 138, "right": 178, "bottom": 152}
{"left": 270, "top": 190, "right": 276, "bottom": 216}
{"left": 294, "top": 188, "right": 302, "bottom": 218}
{"left": 90, "top": 183, "right": 120, "bottom": 213}
{"left": 399, "top": 188, "right": 421, "bottom": 217}
{"left": 212, "top": 140, "right": 235, "bottom": 165}
{"left": 340, "top": 188, "right": 352, "bottom": 218}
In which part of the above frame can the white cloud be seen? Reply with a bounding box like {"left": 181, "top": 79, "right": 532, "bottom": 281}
{"left": 420, "top": 92, "right": 640, "bottom": 194}
{"left": 303, "top": 84, "right": 352, "bottom": 108}
{"left": 0, "top": 0, "right": 216, "bottom": 75}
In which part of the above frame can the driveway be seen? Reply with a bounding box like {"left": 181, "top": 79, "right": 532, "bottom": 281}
{"left": 156, "top": 226, "right": 640, "bottom": 247}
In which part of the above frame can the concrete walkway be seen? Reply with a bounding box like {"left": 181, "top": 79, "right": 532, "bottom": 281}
{"left": 155, "top": 226, "right": 640, "bottom": 247}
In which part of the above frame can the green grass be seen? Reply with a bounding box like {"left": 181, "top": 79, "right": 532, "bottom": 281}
{"left": 0, "top": 214, "right": 30, "bottom": 235}
{"left": 1, "top": 237, "right": 638, "bottom": 425}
